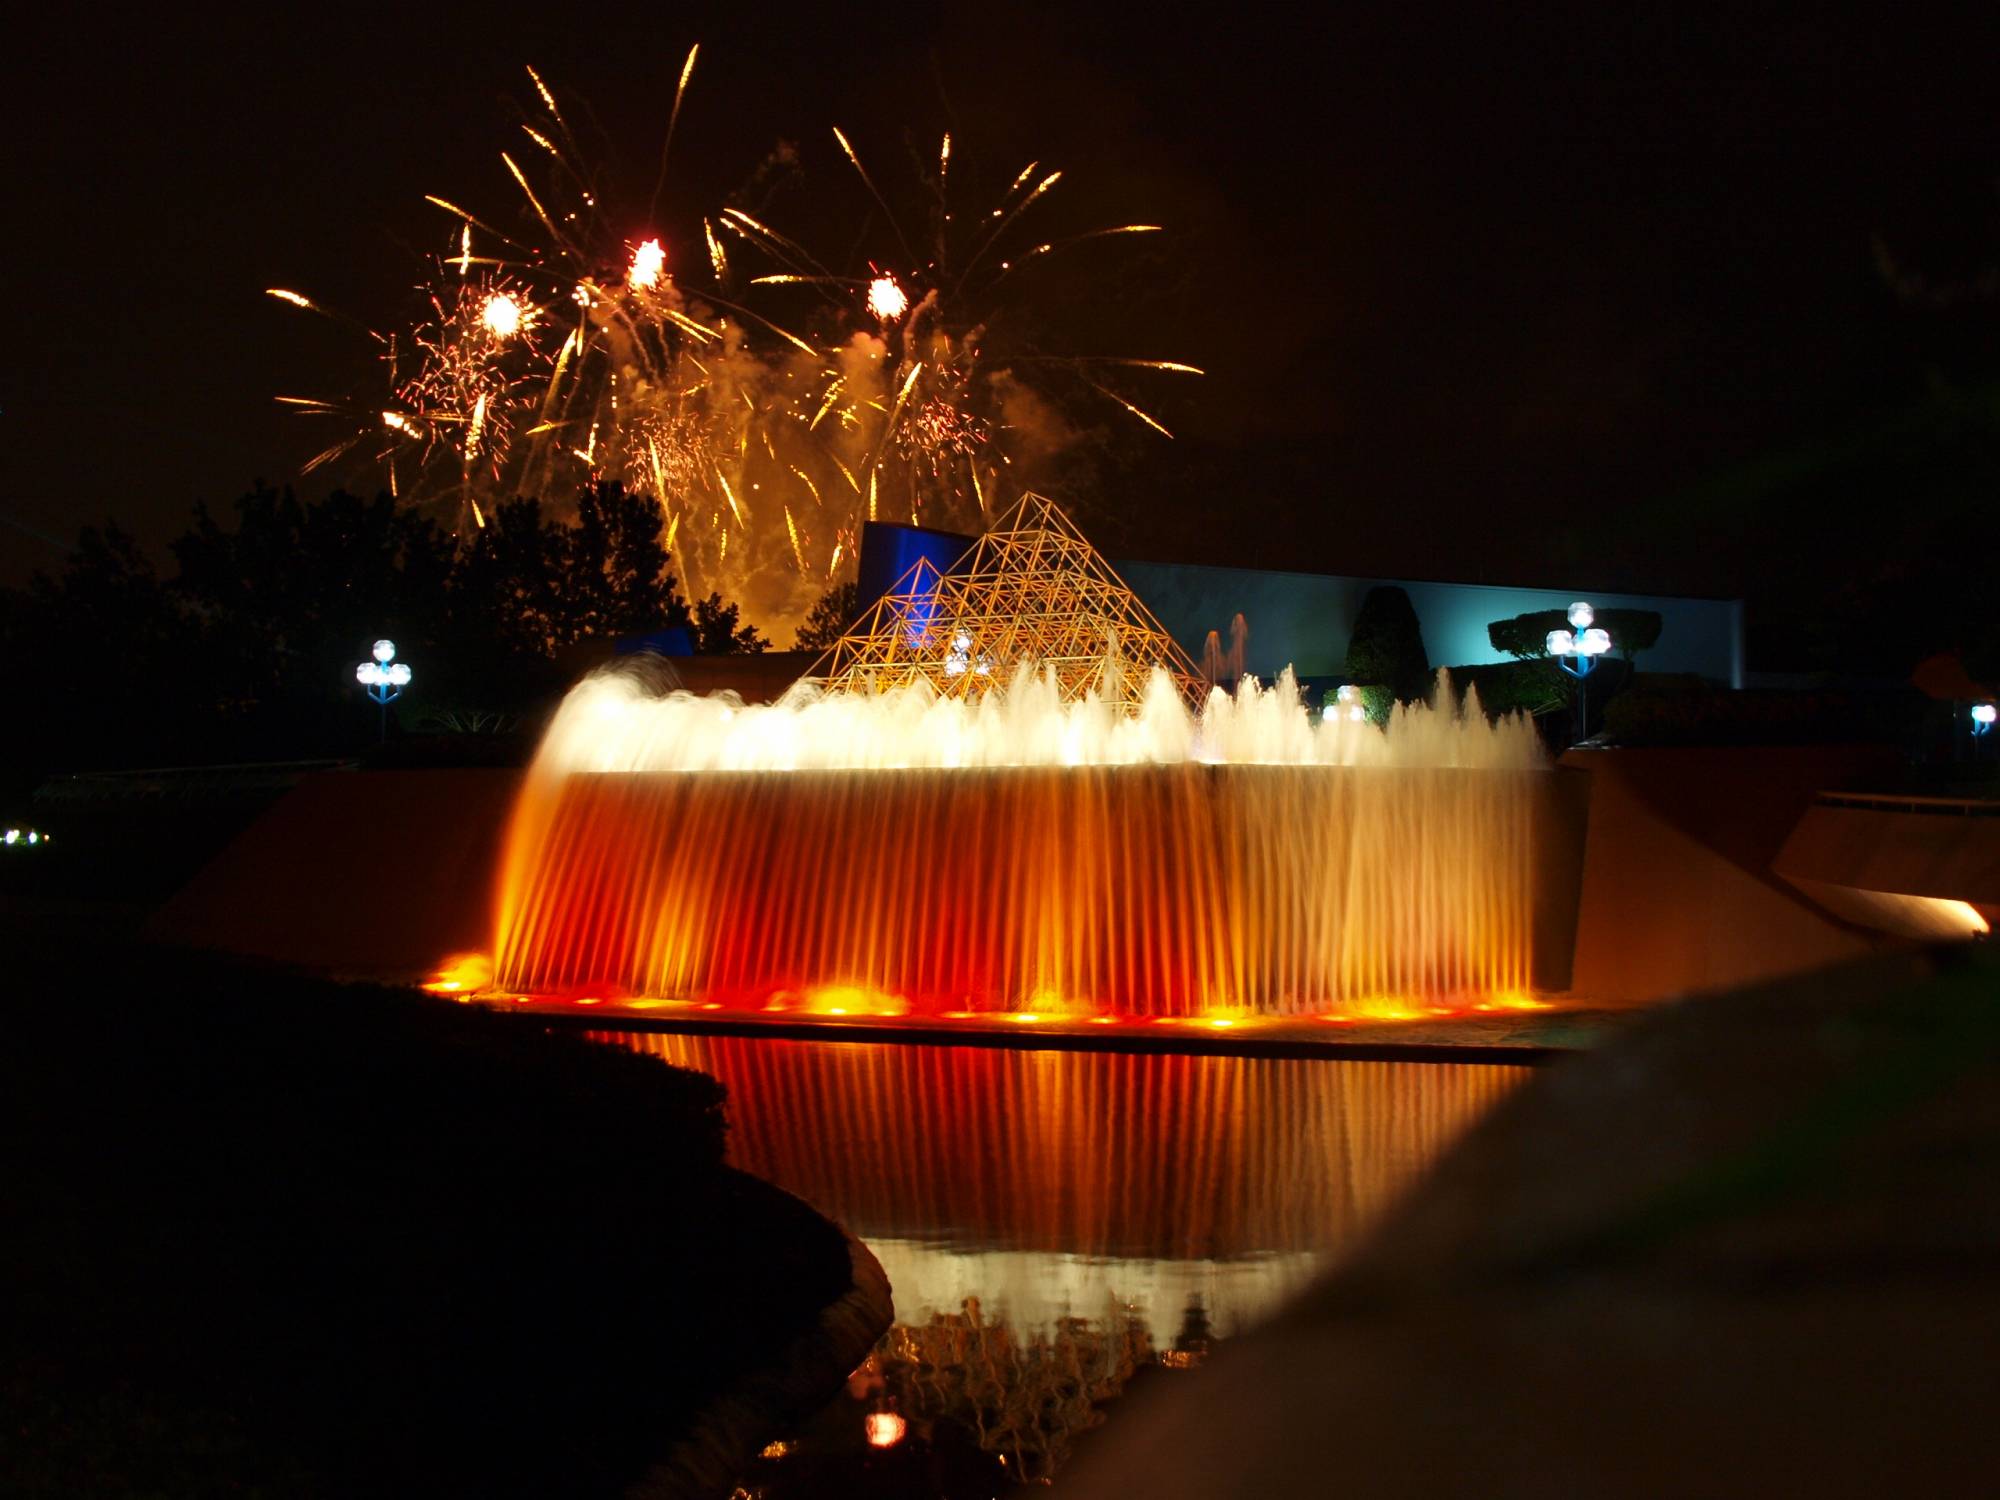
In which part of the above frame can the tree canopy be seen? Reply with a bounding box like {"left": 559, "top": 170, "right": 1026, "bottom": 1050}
{"left": 793, "top": 581, "right": 860, "bottom": 651}
{"left": 1, "top": 481, "right": 763, "bottom": 774}
{"left": 1489, "top": 607, "right": 1663, "bottom": 663}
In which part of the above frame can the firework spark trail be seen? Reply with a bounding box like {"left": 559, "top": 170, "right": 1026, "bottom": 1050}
{"left": 269, "top": 53, "right": 1199, "bottom": 631}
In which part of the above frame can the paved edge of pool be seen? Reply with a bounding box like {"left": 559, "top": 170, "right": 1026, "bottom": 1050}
{"left": 518, "top": 1003, "right": 1632, "bottom": 1062}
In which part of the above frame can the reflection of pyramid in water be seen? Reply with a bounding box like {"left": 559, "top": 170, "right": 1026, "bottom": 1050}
{"left": 806, "top": 492, "right": 1204, "bottom": 708}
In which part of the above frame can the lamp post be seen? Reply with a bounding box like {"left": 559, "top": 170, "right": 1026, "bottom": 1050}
{"left": 1973, "top": 702, "right": 1996, "bottom": 754}
{"left": 355, "top": 638, "right": 412, "bottom": 743}
{"left": 1546, "top": 602, "right": 1611, "bottom": 746}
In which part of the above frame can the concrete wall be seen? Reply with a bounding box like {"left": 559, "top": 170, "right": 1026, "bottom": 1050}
{"left": 147, "top": 769, "right": 521, "bottom": 978}
{"left": 1560, "top": 745, "right": 1899, "bottom": 1004}
{"left": 1772, "top": 798, "right": 2000, "bottom": 939}
{"left": 1116, "top": 560, "right": 1745, "bottom": 686}
{"left": 151, "top": 747, "right": 1904, "bottom": 1012}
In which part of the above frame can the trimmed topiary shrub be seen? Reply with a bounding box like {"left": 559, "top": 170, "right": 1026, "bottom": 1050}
{"left": 1345, "top": 587, "right": 1431, "bottom": 703}
{"left": 1488, "top": 606, "right": 1664, "bottom": 666}
{"left": 1444, "top": 659, "right": 1573, "bottom": 719}
{"left": 1601, "top": 675, "right": 1926, "bottom": 745}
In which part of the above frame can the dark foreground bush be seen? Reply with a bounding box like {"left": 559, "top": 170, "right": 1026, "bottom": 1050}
{"left": 1602, "top": 675, "right": 1929, "bottom": 746}
{"left": 0, "top": 946, "right": 850, "bottom": 1499}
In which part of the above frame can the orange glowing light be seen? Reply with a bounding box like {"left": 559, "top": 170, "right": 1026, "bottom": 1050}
{"left": 864, "top": 1411, "right": 907, "bottom": 1448}
{"left": 1944, "top": 899, "right": 1990, "bottom": 936}
{"left": 867, "top": 274, "right": 908, "bottom": 321}
{"left": 629, "top": 238, "right": 666, "bottom": 290}
{"left": 481, "top": 292, "right": 526, "bottom": 338}
{"left": 793, "top": 985, "right": 909, "bottom": 1018}
{"left": 422, "top": 952, "right": 493, "bottom": 995}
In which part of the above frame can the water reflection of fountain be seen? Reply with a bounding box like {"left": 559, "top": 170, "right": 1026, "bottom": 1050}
{"left": 602, "top": 1033, "right": 1529, "bottom": 1481}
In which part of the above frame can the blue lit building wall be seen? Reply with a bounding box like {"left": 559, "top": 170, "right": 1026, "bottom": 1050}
{"left": 1115, "top": 561, "right": 1745, "bottom": 687}
{"left": 849, "top": 522, "right": 1745, "bottom": 687}
{"left": 855, "top": 521, "right": 975, "bottom": 615}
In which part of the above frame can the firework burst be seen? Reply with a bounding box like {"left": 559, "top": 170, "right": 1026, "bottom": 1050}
{"left": 270, "top": 53, "right": 1198, "bottom": 628}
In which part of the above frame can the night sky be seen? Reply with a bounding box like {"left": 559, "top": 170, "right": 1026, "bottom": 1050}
{"left": 6, "top": 4, "right": 1996, "bottom": 603}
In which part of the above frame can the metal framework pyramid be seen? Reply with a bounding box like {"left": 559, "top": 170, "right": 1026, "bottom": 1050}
{"left": 805, "top": 493, "right": 1204, "bottom": 709}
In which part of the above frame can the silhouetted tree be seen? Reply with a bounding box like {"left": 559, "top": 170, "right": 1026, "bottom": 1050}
{"left": 554, "top": 482, "right": 692, "bottom": 643}
{"left": 448, "top": 498, "right": 569, "bottom": 657}
{"left": 172, "top": 486, "right": 453, "bottom": 733}
{"left": 0, "top": 480, "right": 771, "bottom": 773}
{"left": 5, "top": 523, "right": 194, "bottom": 770}
{"left": 692, "top": 593, "right": 769, "bottom": 655}
{"left": 793, "top": 580, "right": 858, "bottom": 650}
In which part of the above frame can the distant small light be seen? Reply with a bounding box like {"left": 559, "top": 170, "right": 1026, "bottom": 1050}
{"left": 865, "top": 1412, "right": 907, "bottom": 1448}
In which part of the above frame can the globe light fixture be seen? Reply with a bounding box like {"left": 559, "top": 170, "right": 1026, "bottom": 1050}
{"left": 1973, "top": 702, "right": 1996, "bottom": 739}
{"left": 1546, "top": 604, "right": 1612, "bottom": 746}
{"left": 1334, "top": 684, "right": 1367, "bottom": 722}
{"left": 356, "top": 638, "right": 412, "bottom": 741}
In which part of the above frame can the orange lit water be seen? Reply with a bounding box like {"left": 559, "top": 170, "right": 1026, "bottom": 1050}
{"left": 599, "top": 1033, "right": 1529, "bottom": 1485}
{"left": 495, "top": 764, "right": 1542, "bottom": 1017}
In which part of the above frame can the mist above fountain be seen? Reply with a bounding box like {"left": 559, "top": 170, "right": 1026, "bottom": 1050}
{"left": 490, "top": 496, "right": 1574, "bottom": 1023}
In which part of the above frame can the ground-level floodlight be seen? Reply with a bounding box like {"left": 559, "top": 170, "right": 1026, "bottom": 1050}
{"left": 1546, "top": 604, "right": 1611, "bottom": 745}
{"left": 355, "top": 638, "right": 412, "bottom": 742}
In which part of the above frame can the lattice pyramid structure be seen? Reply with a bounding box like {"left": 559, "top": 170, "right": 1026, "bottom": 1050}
{"left": 805, "top": 493, "right": 1204, "bottom": 709}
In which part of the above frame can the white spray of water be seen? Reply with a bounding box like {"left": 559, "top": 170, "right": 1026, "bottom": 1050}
{"left": 533, "top": 664, "right": 1544, "bottom": 775}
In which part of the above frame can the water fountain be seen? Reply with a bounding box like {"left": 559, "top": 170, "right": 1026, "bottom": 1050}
{"left": 484, "top": 496, "right": 1589, "bottom": 1024}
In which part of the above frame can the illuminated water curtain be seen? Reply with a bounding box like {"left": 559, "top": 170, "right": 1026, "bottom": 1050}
{"left": 488, "top": 496, "right": 1576, "bottom": 1023}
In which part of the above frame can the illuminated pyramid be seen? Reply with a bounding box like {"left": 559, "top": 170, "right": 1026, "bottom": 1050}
{"left": 806, "top": 493, "right": 1203, "bottom": 709}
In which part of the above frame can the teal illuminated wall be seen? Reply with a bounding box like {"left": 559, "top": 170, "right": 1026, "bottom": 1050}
{"left": 1115, "top": 561, "right": 1744, "bottom": 687}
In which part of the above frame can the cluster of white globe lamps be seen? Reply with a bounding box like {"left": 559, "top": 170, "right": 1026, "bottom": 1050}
{"left": 1546, "top": 601, "right": 1612, "bottom": 662}
{"left": 355, "top": 639, "right": 412, "bottom": 699}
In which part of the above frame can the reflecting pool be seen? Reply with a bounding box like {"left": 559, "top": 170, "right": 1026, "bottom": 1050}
{"left": 602, "top": 1033, "right": 1530, "bottom": 1494}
